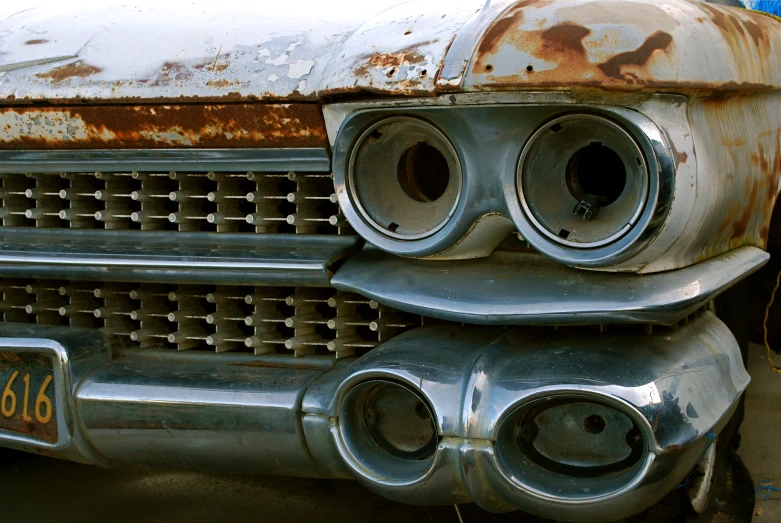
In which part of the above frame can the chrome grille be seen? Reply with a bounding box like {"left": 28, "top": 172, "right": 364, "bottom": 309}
{"left": 0, "top": 279, "right": 424, "bottom": 358}
{"left": 0, "top": 171, "right": 349, "bottom": 235}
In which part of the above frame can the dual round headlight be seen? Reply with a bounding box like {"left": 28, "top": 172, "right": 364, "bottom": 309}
{"left": 341, "top": 110, "right": 668, "bottom": 266}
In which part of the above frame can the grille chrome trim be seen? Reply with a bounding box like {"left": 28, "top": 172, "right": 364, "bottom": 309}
{"left": 0, "top": 148, "right": 331, "bottom": 173}
{"left": 0, "top": 228, "right": 360, "bottom": 287}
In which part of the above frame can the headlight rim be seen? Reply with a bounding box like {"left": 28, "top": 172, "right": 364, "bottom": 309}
{"left": 516, "top": 112, "right": 651, "bottom": 249}
{"left": 346, "top": 114, "right": 464, "bottom": 241}
{"left": 503, "top": 107, "right": 675, "bottom": 268}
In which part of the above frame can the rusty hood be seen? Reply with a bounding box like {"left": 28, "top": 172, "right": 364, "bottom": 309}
{"left": 1, "top": 0, "right": 779, "bottom": 105}
{"left": 0, "top": 0, "right": 484, "bottom": 103}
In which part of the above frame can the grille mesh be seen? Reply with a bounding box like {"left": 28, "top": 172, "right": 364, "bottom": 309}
{"left": 0, "top": 171, "right": 350, "bottom": 235}
{"left": 0, "top": 279, "right": 425, "bottom": 358}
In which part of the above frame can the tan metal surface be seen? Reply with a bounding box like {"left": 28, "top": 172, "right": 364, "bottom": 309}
{"left": 640, "top": 91, "right": 781, "bottom": 272}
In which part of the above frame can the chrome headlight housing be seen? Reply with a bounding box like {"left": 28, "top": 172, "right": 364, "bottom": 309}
{"left": 331, "top": 98, "right": 676, "bottom": 268}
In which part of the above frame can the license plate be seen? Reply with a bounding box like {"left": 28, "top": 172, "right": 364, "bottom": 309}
{"left": 0, "top": 352, "right": 57, "bottom": 443}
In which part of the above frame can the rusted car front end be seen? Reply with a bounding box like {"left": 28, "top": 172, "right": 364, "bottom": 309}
{"left": 0, "top": 1, "right": 778, "bottom": 520}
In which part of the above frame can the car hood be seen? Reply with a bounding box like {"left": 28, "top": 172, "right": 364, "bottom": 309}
{"left": 0, "top": 0, "right": 483, "bottom": 103}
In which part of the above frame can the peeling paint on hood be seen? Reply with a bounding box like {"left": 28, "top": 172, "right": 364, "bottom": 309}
{"left": 0, "top": 0, "right": 484, "bottom": 103}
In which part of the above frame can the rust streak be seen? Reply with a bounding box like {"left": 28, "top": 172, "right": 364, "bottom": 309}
{"left": 25, "top": 39, "right": 48, "bottom": 45}
{"left": 477, "top": 10, "right": 523, "bottom": 56}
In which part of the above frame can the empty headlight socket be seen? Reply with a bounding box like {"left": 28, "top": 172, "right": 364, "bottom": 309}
{"left": 517, "top": 113, "right": 650, "bottom": 249}
{"left": 347, "top": 116, "right": 463, "bottom": 241}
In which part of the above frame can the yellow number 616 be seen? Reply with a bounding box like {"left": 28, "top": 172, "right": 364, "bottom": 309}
{"left": 1, "top": 371, "right": 54, "bottom": 424}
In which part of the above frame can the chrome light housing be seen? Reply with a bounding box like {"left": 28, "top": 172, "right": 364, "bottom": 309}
{"left": 332, "top": 100, "right": 676, "bottom": 267}
{"left": 347, "top": 116, "right": 462, "bottom": 240}
{"left": 495, "top": 395, "right": 650, "bottom": 501}
{"left": 518, "top": 114, "right": 650, "bottom": 248}
{"left": 338, "top": 379, "right": 439, "bottom": 482}
{"left": 511, "top": 109, "right": 674, "bottom": 267}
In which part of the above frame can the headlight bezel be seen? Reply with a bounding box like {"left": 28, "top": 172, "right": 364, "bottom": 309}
{"left": 332, "top": 102, "right": 676, "bottom": 267}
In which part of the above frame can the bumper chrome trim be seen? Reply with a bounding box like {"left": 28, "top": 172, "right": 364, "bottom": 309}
{"left": 0, "top": 312, "right": 748, "bottom": 521}
{"left": 318, "top": 311, "right": 748, "bottom": 520}
{"left": 0, "top": 148, "right": 331, "bottom": 173}
{"left": 0, "top": 228, "right": 361, "bottom": 287}
{"left": 332, "top": 246, "right": 768, "bottom": 325}
{"left": 77, "top": 350, "right": 336, "bottom": 476}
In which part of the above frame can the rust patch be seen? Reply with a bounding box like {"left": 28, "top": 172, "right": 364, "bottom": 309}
{"left": 723, "top": 137, "right": 746, "bottom": 147}
{"left": 204, "top": 79, "right": 240, "bottom": 88}
{"left": 354, "top": 50, "right": 427, "bottom": 78}
{"left": 700, "top": 3, "right": 731, "bottom": 34}
{"left": 36, "top": 61, "right": 103, "bottom": 83}
{"left": 470, "top": 0, "right": 780, "bottom": 93}
{"left": 25, "top": 39, "right": 48, "bottom": 45}
{"left": 540, "top": 22, "right": 591, "bottom": 56}
{"left": 718, "top": 126, "right": 780, "bottom": 249}
{"left": 597, "top": 31, "right": 673, "bottom": 81}
{"left": 701, "top": 3, "right": 773, "bottom": 51}
{"left": 0, "top": 104, "right": 328, "bottom": 149}
{"left": 669, "top": 140, "right": 689, "bottom": 169}
{"left": 477, "top": 9, "right": 524, "bottom": 56}
{"left": 751, "top": 135, "right": 781, "bottom": 179}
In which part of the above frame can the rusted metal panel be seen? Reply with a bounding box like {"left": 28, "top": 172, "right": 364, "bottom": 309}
{"left": 0, "top": 104, "right": 327, "bottom": 148}
{"left": 640, "top": 91, "right": 781, "bottom": 273}
{"left": 460, "top": 0, "right": 781, "bottom": 93}
{"left": 0, "top": 1, "right": 480, "bottom": 104}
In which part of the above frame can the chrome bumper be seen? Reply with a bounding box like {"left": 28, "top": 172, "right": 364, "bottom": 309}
{"left": 0, "top": 311, "right": 749, "bottom": 522}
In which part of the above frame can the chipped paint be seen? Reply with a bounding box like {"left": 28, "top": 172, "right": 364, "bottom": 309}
{"left": 462, "top": 0, "right": 781, "bottom": 93}
{"left": 36, "top": 61, "right": 103, "bottom": 83}
{"left": 0, "top": 104, "right": 328, "bottom": 148}
{"left": 0, "top": 0, "right": 481, "bottom": 103}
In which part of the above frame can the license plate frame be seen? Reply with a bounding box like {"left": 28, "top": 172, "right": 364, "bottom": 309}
{"left": 0, "top": 324, "right": 112, "bottom": 464}
{"left": 0, "top": 340, "right": 67, "bottom": 449}
{"left": 0, "top": 350, "right": 58, "bottom": 443}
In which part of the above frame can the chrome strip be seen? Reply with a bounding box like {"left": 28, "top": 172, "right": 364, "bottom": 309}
{"left": 0, "top": 228, "right": 361, "bottom": 287}
{"left": 332, "top": 246, "right": 769, "bottom": 325}
{"left": 77, "top": 349, "right": 335, "bottom": 475}
{"left": 437, "top": 0, "right": 514, "bottom": 87}
{"left": 0, "top": 148, "right": 331, "bottom": 173}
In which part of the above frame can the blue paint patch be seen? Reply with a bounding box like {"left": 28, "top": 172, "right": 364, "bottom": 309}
{"left": 743, "top": 0, "right": 781, "bottom": 17}
{"left": 757, "top": 479, "right": 781, "bottom": 502}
